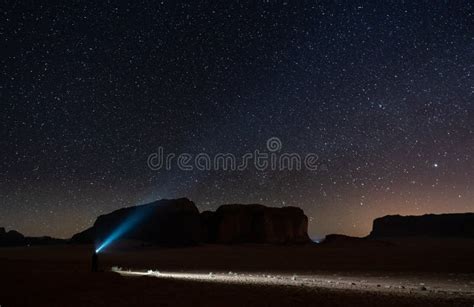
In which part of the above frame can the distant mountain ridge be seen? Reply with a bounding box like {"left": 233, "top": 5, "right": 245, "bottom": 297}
{"left": 2, "top": 204, "right": 473, "bottom": 248}
{"left": 0, "top": 227, "right": 64, "bottom": 246}
{"left": 369, "top": 213, "right": 474, "bottom": 238}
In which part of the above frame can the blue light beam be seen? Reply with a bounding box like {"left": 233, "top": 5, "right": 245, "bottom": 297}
{"left": 95, "top": 205, "right": 152, "bottom": 253}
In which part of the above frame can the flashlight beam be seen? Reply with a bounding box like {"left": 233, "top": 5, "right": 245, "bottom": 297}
{"left": 95, "top": 205, "right": 153, "bottom": 253}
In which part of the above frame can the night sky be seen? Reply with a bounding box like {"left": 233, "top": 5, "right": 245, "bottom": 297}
{"left": 1, "top": 1, "right": 473, "bottom": 239}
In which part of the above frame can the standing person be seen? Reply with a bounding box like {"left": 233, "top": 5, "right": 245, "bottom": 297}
{"left": 91, "top": 251, "right": 98, "bottom": 272}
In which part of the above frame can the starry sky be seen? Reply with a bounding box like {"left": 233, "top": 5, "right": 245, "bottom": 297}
{"left": 1, "top": 1, "right": 473, "bottom": 239}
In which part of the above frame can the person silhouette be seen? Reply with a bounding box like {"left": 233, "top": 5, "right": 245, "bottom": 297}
{"left": 91, "top": 251, "right": 98, "bottom": 272}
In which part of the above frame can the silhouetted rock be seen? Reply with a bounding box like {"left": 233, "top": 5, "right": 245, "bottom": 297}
{"left": 0, "top": 229, "right": 25, "bottom": 246}
{"left": 71, "top": 198, "right": 201, "bottom": 246}
{"left": 0, "top": 227, "right": 65, "bottom": 246}
{"left": 71, "top": 199, "right": 311, "bottom": 246}
{"left": 201, "top": 204, "right": 310, "bottom": 244}
{"left": 25, "top": 236, "right": 65, "bottom": 245}
{"left": 369, "top": 213, "right": 474, "bottom": 238}
{"left": 71, "top": 227, "right": 95, "bottom": 244}
{"left": 199, "top": 210, "right": 216, "bottom": 243}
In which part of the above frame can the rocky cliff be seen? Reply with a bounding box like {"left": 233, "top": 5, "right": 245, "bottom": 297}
{"left": 201, "top": 204, "right": 310, "bottom": 244}
{"left": 71, "top": 198, "right": 201, "bottom": 245}
{"left": 70, "top": 199, "right": 310, "bottom": 246}
{"left": 369, "top": 213, "right": 474, "bottom": 238}
{"left": 0, "top": 227, "right": 25, "bottom": 246}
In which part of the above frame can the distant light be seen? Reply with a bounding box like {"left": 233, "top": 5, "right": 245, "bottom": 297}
{"left": 433, "top": 163, "right": 439, "bottom": 168}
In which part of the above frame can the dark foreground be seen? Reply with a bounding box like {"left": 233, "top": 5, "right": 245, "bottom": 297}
{"left": 1, "top": 239, "right": 473, "bottom": 306}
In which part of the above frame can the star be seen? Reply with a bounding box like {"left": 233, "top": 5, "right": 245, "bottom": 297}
{"left": 0, "top": 1, "right": 471, "bottom": 239}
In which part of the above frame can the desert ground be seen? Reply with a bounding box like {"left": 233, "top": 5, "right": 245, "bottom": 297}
{"left": 1, "top": 239, "right": 473, "bottom": 306}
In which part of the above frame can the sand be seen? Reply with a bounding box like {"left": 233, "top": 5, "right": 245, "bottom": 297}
{"left": 1, "top": 239, "right": 473, "bottom": 306}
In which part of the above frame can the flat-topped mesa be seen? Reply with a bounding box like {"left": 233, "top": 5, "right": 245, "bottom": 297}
{"left": 369, "top": 213, "right": 474, "bottom": 238}
{"left": 201, "top": 204, "right": 310, "bottom": 244}
{"left": 70, "top": 199, "right": 311, "bottom": 246}
{"left": 71, "top": 198, "right": 201, "bottom": 245}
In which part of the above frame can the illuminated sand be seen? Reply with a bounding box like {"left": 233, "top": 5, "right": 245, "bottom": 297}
{"left": 113, "top": 268, "right": 474, "bottom": 297}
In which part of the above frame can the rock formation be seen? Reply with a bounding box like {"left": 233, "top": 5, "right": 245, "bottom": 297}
{"left": 0, "top": 228, "right": 25, "bottom": 246}
{"left": 369, "top": 213, "right": 474, "bottom": 238}
{"left": 70, "top": 199, "right": 311, "bottom": 246}
{"left": 0, "top": 227, "right": 65, "bottom": 246}
{"left": 71, "top": 198, "right": 201, "bottom": 245}
{"left": 200, "top": 204, "right": 310, "bottom": 244}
